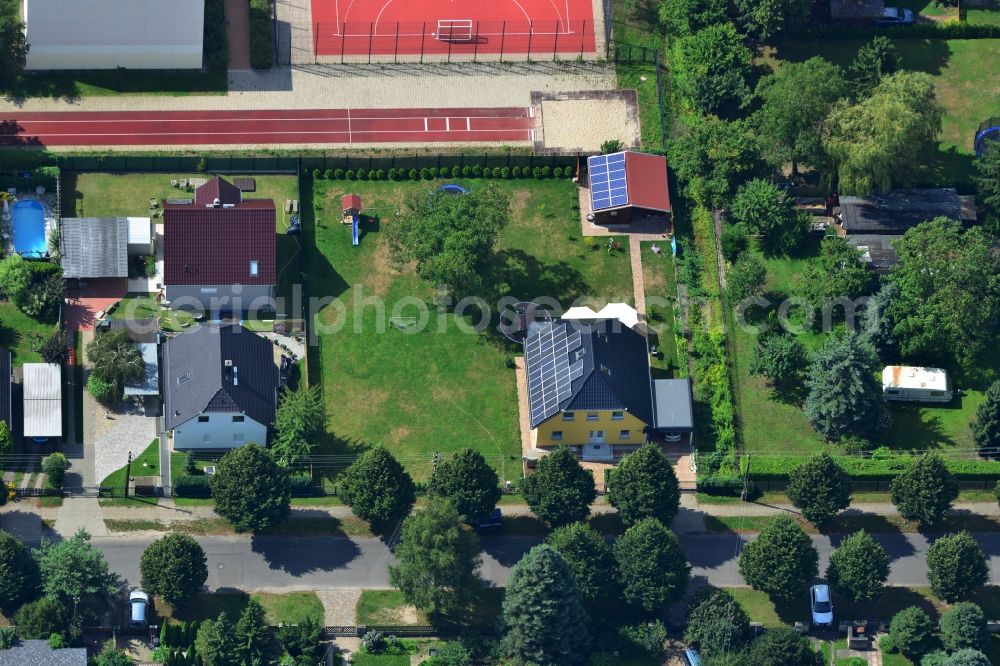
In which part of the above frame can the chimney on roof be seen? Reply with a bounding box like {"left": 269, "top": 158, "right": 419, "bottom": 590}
{"left": 213, "top": 197, "right": 221, "bottom": 208}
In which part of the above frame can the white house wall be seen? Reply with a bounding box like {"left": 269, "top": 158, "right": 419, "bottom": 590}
{"left": 172, "top": 412, "right": 267, "bottom": 450}
{"left": 23, "top": 0, "right": 205, "bottom": 70}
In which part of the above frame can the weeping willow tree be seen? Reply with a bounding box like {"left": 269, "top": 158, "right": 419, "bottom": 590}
{"left": 823, "top": 70, "right": 942, "bottom": 195}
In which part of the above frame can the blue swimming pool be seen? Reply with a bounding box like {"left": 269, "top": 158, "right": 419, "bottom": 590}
{"left": 12, "top": 199, "right": 48, "bottom": 257}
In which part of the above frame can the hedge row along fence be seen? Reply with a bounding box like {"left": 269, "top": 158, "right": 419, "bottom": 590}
{"left": 173, "top": 474, "right": 319, "bottom": 497}
{"left": 783, "top": 20, "right": 1000, "bottom": 41}
{"left": 310, "top": 164, "right": 575, "bottom": 181}
{"left": 203, "top": 0, "right": 229, "bottom": 70}
{"left": 747, "top": 455, "right": 1000, "bottom": 491}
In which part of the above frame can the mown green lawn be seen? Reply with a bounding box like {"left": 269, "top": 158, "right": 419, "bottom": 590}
{"left": 641, "top": 241, "right": 683, "bottom": 378}
{"left": 65, "top": 173, "right": 300, "bottom": 314}
{"left": 767, "top": 38, "right": 1000, "bottom": 188}
{"left": 159, "top": 591, "right": 323, "bottom": 624}
{"left": 99, "top": 439, "right": 158, "bottom": 489}
{"left": 3, "top": 68, "right": 227, "bottom": 99}
{"left": 355, "top": 588, "right": 503, "bottom": 628}
{"left": 0, "top": 301, "right": 58, "bottom": 363}
{"left": 304, "top": 177, "right": 633, "bottom": 482}
{"left": 109, "top": 294, "right": 195, "bottom": 333}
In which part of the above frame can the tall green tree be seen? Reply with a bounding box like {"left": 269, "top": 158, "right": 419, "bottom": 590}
{"left": 755, "top": 57, "right": 849, "bottom": 172}
{"left": 890, "top": 606, "right": 934, "bottom": 657}
{"left": 974, "top": 142, "right": 1000, "bottom": 227}
{"left": 927, "top": 532, "right": 988, "bottom": 602}
{"left": 787, "top": 453, "right": 852, "bottom": 525}
{"left": 826, "top": 530, "right": 890, "bottom": 602}
{"left": 614, "top": 518, "right": 690, "bottom": 611}
{"left": 383, "top": 185, "right": 509, "bottom": 298}
{"left": 339, "top": 446, "right": 416, "bottom": 528}
{"left": 196, "top": 612, "right": 241, "bottom": 666}
{"left": 859, "top": 282, "right": 900, "bottom": 360}
{"left": 748, "top": 333, "right": 809, "bottom": 388}
{"left": 888, "top": 218, "right": 1000, "bottom": 372}
{"left": 730, "top": 179, "right": 809, "bottom": 256}
{"left": 0, "top": 0, "right": 29, "bottom": 87}
{"left": 33, "top": 528, "right": 120, "bottom": 622}
{"left": 0, "top": 255, "right": 34, "bottom": 305}
{"left": 0, "top": 530, "right": 40, "bottom": 612}
{"left": 235, "top": 599, "right": 276, "bottom": 664}
{"left": 501, "top": 545, "right": 590, "bottom": 665}
{"left": 735, "top": 0, "right": 812, "bottom": 39}
{"left": 87, "top": 328, "right": 144, "bottom": 389}
{"left": 428, "top": 448, "right": 501, "bottom": 523}
{"left": 804, "top": 334, "right": 886, "bottom": 440}
{"left": 669, "top": 116, "right": 764, "bottom": 209}
{"left": 746, "top": 627, "right": 823, "bottom": 666}
{"left": 672, "top": 23, "right": 753, "bottom": 117}
{"left": 658, "top": 0, "right": 730, "bottom": 36}
{"left": 972, "top": 381, "right": 1000, "bottom": 453}
{"left": 754, "top": 56, "right": 848, "bottom": 173}
{"left": 850, "top": 35, "right": 901, "bottom": 97}
{"left": 738, "top": 515, "right": 818, "bottom": 602}
{"left": 389, "top": 499, "right": 482, "bottom": 616}
{"left": 940, "top": 602, "right": 988, "bottom": 652}
{"left": 94, "top": 644, "right": 135, "bottom": 666}
{"left": 684, "top": 589, "right": 752, "bottom": 658}
{"left": 608, "top": 444, "right": 681, "bottom": 527}
{"left": 522, "top": 447, "right": 596, "bottom": 528}
{"left": 890, "top": 453, "right": 958, "bottom": 526}
{"left": 726, "top": 254, "right": 767, "bottom": 302}
{"left": 272, "top": 384, "right": 326, "bottom": 466}
{"left": 210, "top": 443, "right": 291, "bottom": 533}
{"left": 139, "top": 533, "right": 208, "bottom": 609}
{"left": 800, "top": 237, "right": 872, "bottom": 307}
{"left": 824, "top": 71, "right": 942, "bottom": 195}
{"left": 546, "top": 522, "right": 616, "bottom": 608}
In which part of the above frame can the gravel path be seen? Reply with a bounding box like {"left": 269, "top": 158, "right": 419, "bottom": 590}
{"left": 92, "top": 410, "right": 158, "bottom": 486}
{"left": 0, "top": 63, "right": 616, "bottom": 113}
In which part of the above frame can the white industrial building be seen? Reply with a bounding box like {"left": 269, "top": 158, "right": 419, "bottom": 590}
{"left": 23, "top": 0, "right": 205, "bottom": 70}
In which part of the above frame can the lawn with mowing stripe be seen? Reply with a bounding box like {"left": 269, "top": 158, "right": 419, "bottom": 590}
{"left": 100, "top": 439, "right": 158, "bottom": 490}
{"left": 305, "top": 178, "right": 633, "bottom": 482}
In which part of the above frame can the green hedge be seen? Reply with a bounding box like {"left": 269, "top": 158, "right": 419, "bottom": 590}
{"left": 748, "top": 455, "right": 1000, "bottom": 483}
{"left": 173, "top": 475, "right": 212, "bottom": 497}
{"left": 699, "top": 475, "right": 748, "bottom": 496}
{"left": 783, "top": 21, "right": 1000, "bottom": 41}
{"left": 309, "top": 164, "right": 573, "bottom": 182}
{"left": 289, "top": 474, "right": 319, "bottom": 496}
{"left": 249, "top": 0, "right": 274, "bottom": 69}
{"left": 203, "top": 0, "right": 228, "bottom": 70}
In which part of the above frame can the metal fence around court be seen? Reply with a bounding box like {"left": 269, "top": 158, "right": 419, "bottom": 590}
{"left": 313, "top": 19, "right": 599, "bottom": 63}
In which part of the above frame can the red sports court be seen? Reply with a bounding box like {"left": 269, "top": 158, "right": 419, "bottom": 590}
{"left": 311, "top": 0, "right": 599, "bottom": 58}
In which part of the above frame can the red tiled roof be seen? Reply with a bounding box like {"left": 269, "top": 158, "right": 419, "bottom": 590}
{"left": 163, "top": 202, "right": 276, "bottom": 285}
{"left": 624, "top": 152, "right": 671, "bottom": 213}
{"left": 195, "top": 176, "right": 243, "bottom": 206}
{"left": 341, "top": 194, "right": 362, "bottom": 212}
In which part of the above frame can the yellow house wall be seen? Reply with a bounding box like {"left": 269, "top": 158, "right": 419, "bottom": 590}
{"left": 536, "top": 410, "right": 647, "bottom": 448}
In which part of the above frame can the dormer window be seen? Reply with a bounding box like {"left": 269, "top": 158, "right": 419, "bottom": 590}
{"left": 250, "top": 260, "right": 259, "bottom": 276}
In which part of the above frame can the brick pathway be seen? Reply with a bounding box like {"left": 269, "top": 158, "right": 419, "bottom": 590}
{"left": 316, "top": 589, "right": 363, "bottom": 625}
{"left": 225, "top": 0, "right": 253, "bottom": 70}
{"left": 629, "top": 235, "right": 646, "bottom": 315}
{"left": 514, "top": 357, "right": 534, "bottom": 462}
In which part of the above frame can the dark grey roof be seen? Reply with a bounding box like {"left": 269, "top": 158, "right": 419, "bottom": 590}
{"left": 652, "top": 379, "right": 694, "bottom": 431}
{"left": 525, "top": 320, "right": 653, "bottom": 428}
{"left": 59, "top": 217, "right": 129, "bottom": 278}
{"left": 846, "top": 234, "right": 900, "bottom": 273}
{"left": 0, "top": 348, "right": 10, "bottom": 428}
{"left": 839, "top": 189, "right": 968, "bottom": 235}
{"left": 0, "top": 640, "right": 87, "bottom": 666}
{"left": 162, "top": 324, "right": 279, "bottom": 430}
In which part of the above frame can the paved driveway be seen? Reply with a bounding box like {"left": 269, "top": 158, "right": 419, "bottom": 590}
{"left": 92, "top": 405, "right": 157, "bottom": 486}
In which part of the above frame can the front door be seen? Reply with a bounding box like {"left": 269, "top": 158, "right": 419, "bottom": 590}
{"left": 589, "top": 430, "right": 605, "bottom": 443}
{"left": 583, "top": 431, "right": 612, "bottom": 461}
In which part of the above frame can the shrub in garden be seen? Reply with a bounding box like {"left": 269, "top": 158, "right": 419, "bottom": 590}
{"left": 512, "top": 166, "right": 521, "bottom": 177}
{"left": 42, "top": 453, "right": 69, "bottom": 489}
{"left": 553, "top": 166, "right": 564, "bottom": 178}
{"left": 408, "top": 168, "right": 419, "bottom": 180}
{"left": 945, "top": 649, "right": 992, "bottom": 666}
{"left": 87, "top": 374, "right": 116, "bottom": 403}
{"left": 746, "top": 627, "right": 820, "bottom": 665}
{"left": 462, "top": 165, "right": 472, "bottom": 177}
{"left": 451, "top": 165, "right": 461, "bottom": 178}
{"left": 420, "top": 167, "right": 431, "bottom": 180}
{"left": 388, "top": 168, "right": 398, "bottom": 180}
{"left": 346, "top": 169, "right": 356, "bottom": 180}
{"left": 619, "top": 621, "right": 668, "bottom": 656}
{"left": 357, "top": 168, "right": 368, "bottom": 180}
{"left": 501, "top": 167, "right": 511, "bottom": 179}
{"left": 371, "top": 169, "right": 381, "bottom": 180}
{"left": 334, "top": 168, "right": 345, "bottom": 179}
{"left": 532, "top": 166, "right": 543, "bottom": 178}
{"left": 889, "top": 606, "right": 933, "bottom": 657}
{"left": 684, "top": 589, "right": 752, "bottom": 657}
{"left": 482, "top": 166, "right": 492, "bottom": 179}
{"left": 542, "top": 166, "right": 552, "bottom": 177}
{"left": 311, "top": 168, "right": 321, "bottom": 179}
{"left": 323, "top": 168, "right": 333, "bottom": 179}
{"left": 940, "top": 602, "right": 987, "bottom": 651}
{"left": 472, "top": 164, "right": 482, "bottom": 177}
{"left": 489, "top": 167, "right": 500, "bottom": 178}
{"left": 926, "top": 531, "right": 988, "bottom": 601}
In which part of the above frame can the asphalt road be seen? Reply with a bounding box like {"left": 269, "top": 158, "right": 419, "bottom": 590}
{"left": 92, "top": 533, "right": 1000, "bottom": 592}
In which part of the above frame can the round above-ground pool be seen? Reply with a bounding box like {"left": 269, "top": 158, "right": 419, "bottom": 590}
{"left": 12, "top": 198, "right": 48, "bottom": 257}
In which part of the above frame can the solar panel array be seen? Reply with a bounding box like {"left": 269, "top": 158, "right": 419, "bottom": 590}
{"left": 588, "top": 152, "right": 629, "bottom": 211}
{"left": 526, "top": 323, "right": 586, "bottom": 425}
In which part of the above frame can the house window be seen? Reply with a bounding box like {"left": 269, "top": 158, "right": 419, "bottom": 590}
{"left": 202, "top": 434, "right": 210, "bottom": 443}
{"left": 611, "top": 411, "right": 624, "bottom": 420}
{"left": 562, "top": 412, "right": 575, "bottom": 421}
{"left": 233, "top": 433, "right": 245, "bottom": 443}
{"left": 551, "top": 431, "right": 564, "bottom": 441}
{"left": 250, "top": 260, "right": 259, "bottom": 276}
{"left": 233, "top": 415, "right": 245, "bottom": 423}
{"left": 200, "top": 287, "right": 218, "bottom": 294}
{"left": 586, "top": 413, "right": 599, "bottom": 421}
{"left": 197, "top": 415, "right": 209, "bottom": 423}
{"left": 620, "top": 430, "right": 631, "bottom": 440}
{"left": 600, "top": 364, "right": 611, "bottom": 375}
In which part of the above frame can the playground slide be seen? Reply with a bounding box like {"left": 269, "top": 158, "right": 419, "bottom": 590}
{"left": 352, "top": 213, "right": 360, "bottom": 246}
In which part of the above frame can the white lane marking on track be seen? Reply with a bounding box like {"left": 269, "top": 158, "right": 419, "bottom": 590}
{"left": 16, "top": 129, "right": 534, "bottom": 138}
{"left": 13, "top": 112, "right": 523, "bottom": 123}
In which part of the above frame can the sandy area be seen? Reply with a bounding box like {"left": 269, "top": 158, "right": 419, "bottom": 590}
{"left": 540, "top": 98, "right": 635, "bottom": 152}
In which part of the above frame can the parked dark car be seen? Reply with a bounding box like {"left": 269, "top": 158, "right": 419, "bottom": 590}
{"left": 874, "top": 7, "right": 914, "bottom": 26}
{"left": 474, "top": 508, "right": 502, "bottom": 531}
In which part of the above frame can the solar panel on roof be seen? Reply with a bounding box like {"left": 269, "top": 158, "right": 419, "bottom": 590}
{"left": 588, "top": 153, "right": 629, "bottom": 211}
{"left": 525, "top": 323, "right": 587, "bottom": 425}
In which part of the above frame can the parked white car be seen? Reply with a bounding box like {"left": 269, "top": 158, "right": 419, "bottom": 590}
{"left": 810, "top": 584, "right": 834, "bottom": 627}
{"left": 129, "top": 590, "right": 150, "bottom": 629}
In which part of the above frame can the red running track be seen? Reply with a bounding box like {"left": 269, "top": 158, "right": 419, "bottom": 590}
{"left": 0, "top": 107, "right": 537, "bottom": 147}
